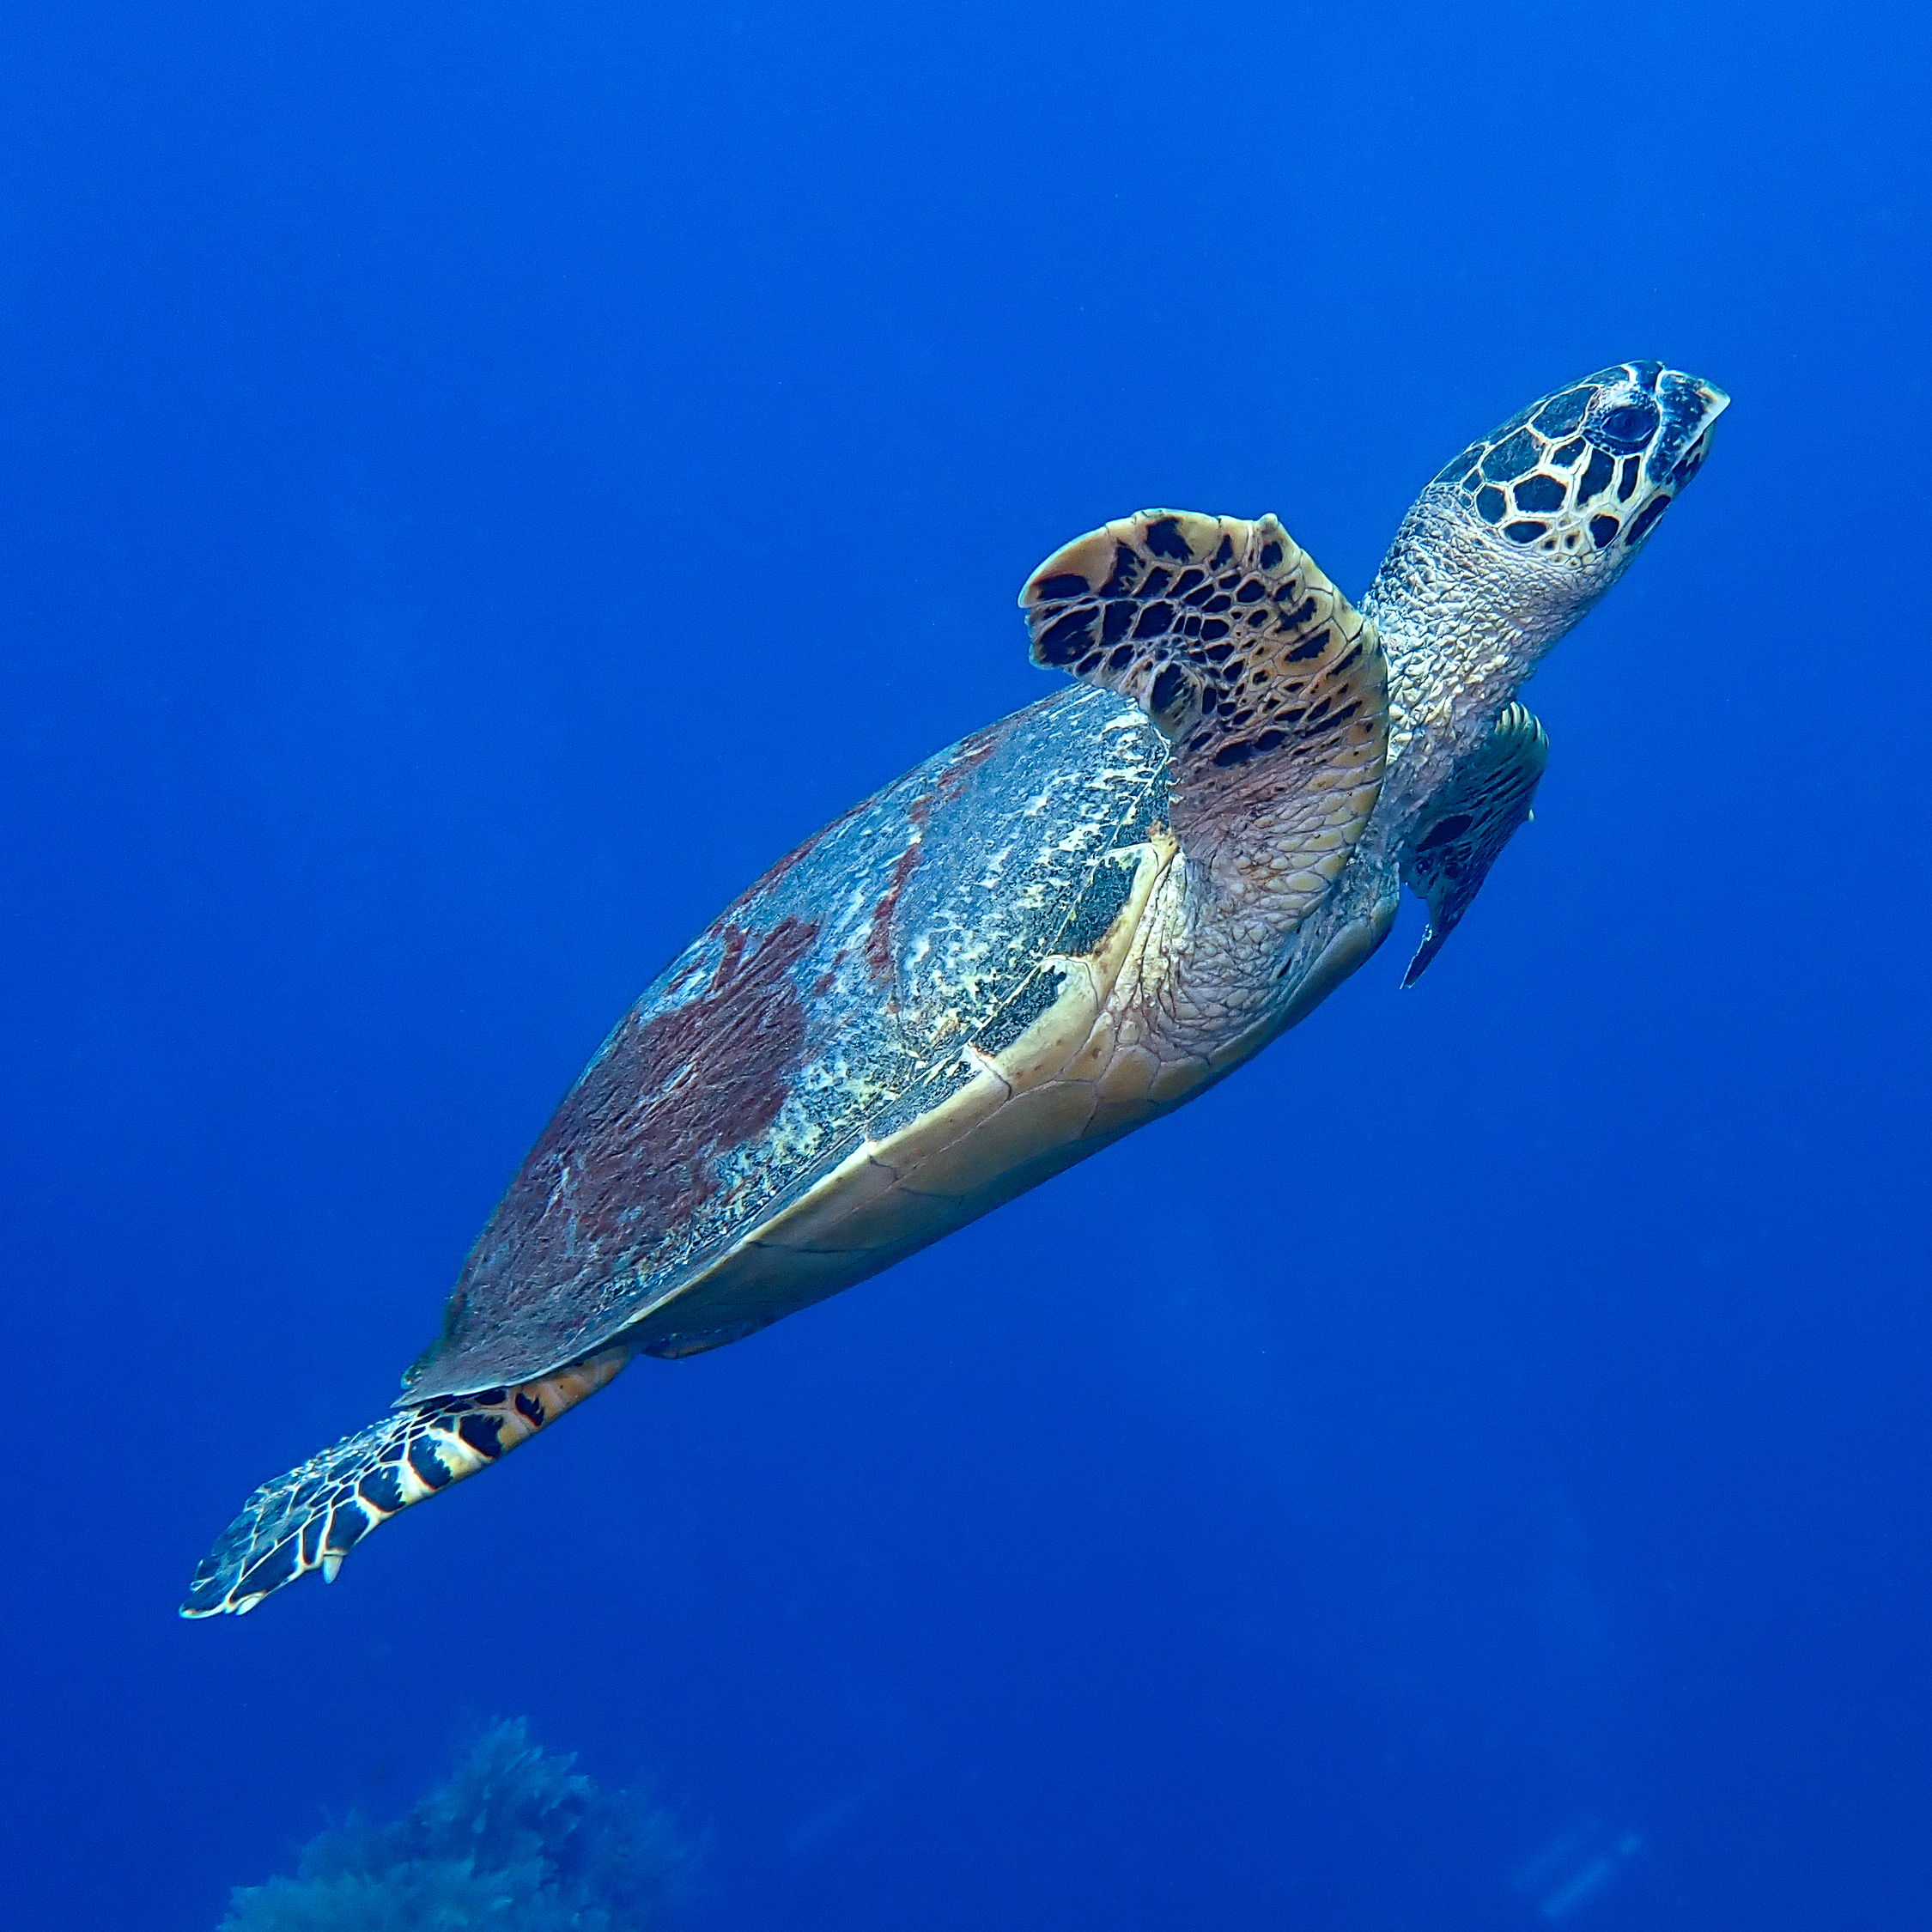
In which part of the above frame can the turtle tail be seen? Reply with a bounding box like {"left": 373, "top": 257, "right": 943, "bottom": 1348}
{"left": 179, "top": 1345, "right": 630, "bottom": 1618}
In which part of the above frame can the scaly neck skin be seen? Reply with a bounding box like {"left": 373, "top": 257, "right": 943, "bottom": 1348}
{"left": 1099, "top": 684, "right": 1394, "bottom": 1071}
{"left": 1119, "top": 790, "right": 1362, "bottom": 1069}
{"left": 1361, "top": 488, "right": 1607, "bottom": 849}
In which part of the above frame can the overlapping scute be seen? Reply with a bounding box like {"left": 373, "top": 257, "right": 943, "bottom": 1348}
{"left": 407, "top": 683, "right": 1172, "bottom": 1395}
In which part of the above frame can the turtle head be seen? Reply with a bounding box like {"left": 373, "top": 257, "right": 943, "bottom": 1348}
{"left": 1367, "top": 361, "right": 1726, "bottom": 791}
{"left": 1426, "top": 361, "right": 1728, "bottom": 593}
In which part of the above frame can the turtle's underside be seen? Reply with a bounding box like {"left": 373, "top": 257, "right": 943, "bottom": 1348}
{"left": 185, "top": 361, "right": 1727, "bottom": 1616}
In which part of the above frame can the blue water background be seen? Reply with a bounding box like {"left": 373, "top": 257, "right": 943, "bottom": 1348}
{"left": 3, "top": 4, "right": 1929, "bottom": 1926}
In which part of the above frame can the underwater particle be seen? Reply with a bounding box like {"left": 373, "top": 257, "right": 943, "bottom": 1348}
{"left": 1509, "top": 1817, "right": 1645, "bottom": 1923}
{"left": 218, "top": 1718, "right": 699, "bottom": 1931}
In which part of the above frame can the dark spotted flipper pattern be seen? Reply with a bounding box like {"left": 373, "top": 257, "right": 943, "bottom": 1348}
{"left": 1020, "top": 510, "right": 1385, "bottom": 858}
{"left": 1400, "top": 702, "right": 1549, "bottom": 987}
{"left": 179, "top": 1346, "right": 629, "bottom": 1616}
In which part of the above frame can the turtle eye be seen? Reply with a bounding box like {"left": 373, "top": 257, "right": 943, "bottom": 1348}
{"left": 1590, "top": 396, "right": 1662, "bottom": 452}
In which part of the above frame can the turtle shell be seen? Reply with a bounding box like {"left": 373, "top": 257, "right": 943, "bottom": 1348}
{"left": 404, "top": 683, "right": 1173, "bottom": 1400}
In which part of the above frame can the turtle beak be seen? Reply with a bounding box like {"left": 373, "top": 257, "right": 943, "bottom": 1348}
{"left": 1662, "top": 368, "right": 1728, "bottom": 428}
{"left": 1690, "top": 376, "right": 1729, "bottom": 428}
{"left": 1662, "top": 367, "right": 1723, "bottom": 421}
{"left": 1652, "top": 370, "right": 1728, "bottom": 489}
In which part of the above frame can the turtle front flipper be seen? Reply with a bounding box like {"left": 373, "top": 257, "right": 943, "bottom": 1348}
{"left": 179, "top": 1346, "right": 629, "bottom": 1617}
{"left": 1022, "top": 511, "right": 1389, "bottom": 1058}
{"left": 1400, "top": 702, "right": 1549, "bottom": 986}
{"left": 1021, "top": 510, "right": 1386, "bottom": 924}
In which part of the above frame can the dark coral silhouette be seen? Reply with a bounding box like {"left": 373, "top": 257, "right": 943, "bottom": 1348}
{"left": 221, "top": 1719, "right": 696, "bottom": 1930}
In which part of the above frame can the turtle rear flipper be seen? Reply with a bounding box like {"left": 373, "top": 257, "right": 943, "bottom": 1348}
{"left": 179, "top": 1346, "right": 628, "bottom": 1617}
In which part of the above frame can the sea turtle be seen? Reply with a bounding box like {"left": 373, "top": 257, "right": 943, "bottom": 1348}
{"left": 184, "top": 360, "right": 1728, "bottom": 1616}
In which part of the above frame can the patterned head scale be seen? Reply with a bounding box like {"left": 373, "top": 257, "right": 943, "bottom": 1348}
{"left": 1431, "top": 361, "right": 1728, "bottom": 569}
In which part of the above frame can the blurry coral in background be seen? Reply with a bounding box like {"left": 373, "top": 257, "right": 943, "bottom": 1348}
{"left": 219, "top": 1719, "right": 698, "bottom": 1931}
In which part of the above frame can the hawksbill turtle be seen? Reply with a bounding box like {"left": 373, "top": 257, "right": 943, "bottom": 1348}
{"left": 184, "top": 360, "right": 1728, "bottom": 1616}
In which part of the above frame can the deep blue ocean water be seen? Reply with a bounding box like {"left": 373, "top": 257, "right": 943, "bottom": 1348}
{"left": 3, "top": 3, "right": 1929, "bottom": 1926}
